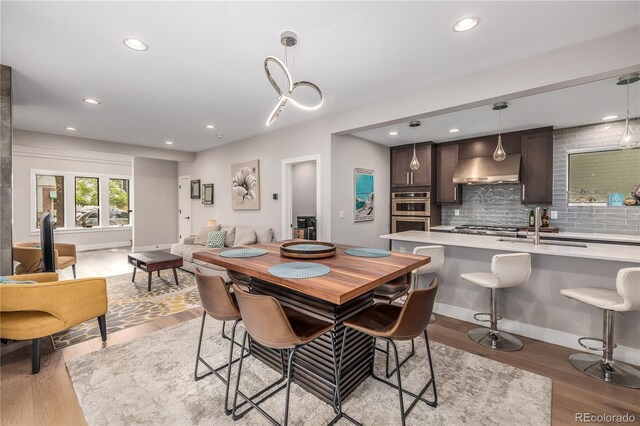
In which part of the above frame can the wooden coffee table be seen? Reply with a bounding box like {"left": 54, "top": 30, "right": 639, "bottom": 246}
{"left": 128, "top": 251, "right": 183, "bottom": 291}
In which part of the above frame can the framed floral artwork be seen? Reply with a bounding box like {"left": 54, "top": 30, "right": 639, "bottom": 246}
{"left": 231, "top": 160, "right": 260, "bottom": 210}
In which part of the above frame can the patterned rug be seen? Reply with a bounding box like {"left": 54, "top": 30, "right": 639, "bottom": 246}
{"left": 66, "top": 318, "right": 552, "bottom": 425}
{"left": 52, "top": 270, "right": 200, "bottom": 348}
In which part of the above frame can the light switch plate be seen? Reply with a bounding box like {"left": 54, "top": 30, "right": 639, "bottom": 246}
{"left": 550, "top": 211, "right": 558, "bottom": 219}
{"left": 339, "top": 210, "right": 345, "bottom": 219}
{"left": 454, "top": 209, "right": 460, "bottom": 216}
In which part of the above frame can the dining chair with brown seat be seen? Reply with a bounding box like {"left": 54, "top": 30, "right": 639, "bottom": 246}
{"left": 231, "top": 284, "right": 358, "bottom": 426}
{"left": 341, "top": 278, "right": 439, "bottom": 426}
{"left": 193, "top": 268, "right": 251, "bottom": 415}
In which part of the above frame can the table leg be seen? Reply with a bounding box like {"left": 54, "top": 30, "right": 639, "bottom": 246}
{"left": 148, "top": 272, "right": 152, "bottom": 292}
{"left": 132, "top": 267, "right": 136, "bottom": 282}
{"left": 157, "top": 270, "right": 160, "bottom": 277}
{"left": 173, "top": 268, "right": 179, "bottom": 286}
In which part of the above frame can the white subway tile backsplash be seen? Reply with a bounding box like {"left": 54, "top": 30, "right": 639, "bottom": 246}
{"left": 441, "top": 120, "right": 640, "bottom": 234}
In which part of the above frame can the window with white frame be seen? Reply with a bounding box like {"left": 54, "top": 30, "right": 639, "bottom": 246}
{"left": 31, "top": 170, "right": 131, "bottom": 231}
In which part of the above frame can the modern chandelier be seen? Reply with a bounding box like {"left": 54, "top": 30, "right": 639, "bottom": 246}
{"left": 264, "top": 31, "right": 323, "bottom": 127}
{"left": 492, "top": 102, "right": 508, "bottom": 162}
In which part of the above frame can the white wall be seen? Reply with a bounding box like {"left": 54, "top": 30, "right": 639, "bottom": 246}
{"left": 331, "top": 135, "right": 390, "bottom": 248}
{"left": 291, "top": 161, "right": 317, "bottom": 222}
{"left": 12, "top": 143, "right": 133, "bottom": 250}
{"left": 132, "top": 157, "right": 178, "bottom": 250}
{"left": 177, "top": 119, "right": 331, "bottom": 240}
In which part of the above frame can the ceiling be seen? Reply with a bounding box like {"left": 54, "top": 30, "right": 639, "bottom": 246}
{"left": 2, "top": 2, "right": 639, "bottom": 152}
{"left": 352, "top": 76, "right": 640, "bottom": 146}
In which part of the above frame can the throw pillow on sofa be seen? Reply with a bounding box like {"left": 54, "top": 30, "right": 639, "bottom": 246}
{"left": 194, "top": 224, "right": 221, "bottom": 246}
{"left": 220, "top": 225, "right": 236, "bottom": 247}
{"left": 234, "top": 227, "right": 257, "bottom": 246}
{"left": 207, "top": 231, "right": 226, "bottom": 248}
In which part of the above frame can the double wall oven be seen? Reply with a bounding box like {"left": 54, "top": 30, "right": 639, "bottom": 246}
{"left": 391, "top": 192, "right": 430, "bottom": 233}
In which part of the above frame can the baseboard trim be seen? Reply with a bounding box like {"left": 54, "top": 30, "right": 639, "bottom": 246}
{"left": 77, "top": 241, "right": 131, "bottom": 252}
{"left": 132, "top": 243, "right": 174, "bottom": 252}
{"left": 433, "top": 302, "right": 640, "bottom": 365}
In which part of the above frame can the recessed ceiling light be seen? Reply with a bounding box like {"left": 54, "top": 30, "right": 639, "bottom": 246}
{"left": 65, "top": 127, "right": 77, "bottom": 131}
{"left": 601, "top": 115, "right": 619, "bottom": 121}
{"left": 123, "top": 38, "right": 149, "bottom": 51}
{"left": 165, "top": 141, "right": 174, "bottom": 145}
{"left": 448, "top": 128, "right": 461, "bottom": 133}
{"left": 217, "top": 134, "right": 223, "bottom": 139}
{"left": 388, "top": 131, "right": 400, "bottom": 136}
{"left": 453, "top": 17, "right": 480, "bottom": 32}
{"left": 205, "top": 124, "right": 216, "bottom": 129}
{"left": 82, "top": 98, "right": 101, "bottom": 105}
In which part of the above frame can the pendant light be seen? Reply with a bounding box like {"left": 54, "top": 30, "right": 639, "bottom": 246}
{"left": 263, "top": 31, "right": 323, "bottom": 127}
{"left": 492, "top": 102, "right": 508, "bottom": 162}
{"left": 409, "top": 121, "right": 421, "bottom": 170}
{"left": 616, "top": 73, "right": 639, "bottom": 149}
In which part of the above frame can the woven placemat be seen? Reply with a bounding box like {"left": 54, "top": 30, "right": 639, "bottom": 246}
{"left": 344, "top": 247, "right": 391, "bottom": 258}
{"left": 219, "top": 248, "right": 268, "bottom": 258}
{"left": 268, "top": 262, "right": 331, "bottom": 279}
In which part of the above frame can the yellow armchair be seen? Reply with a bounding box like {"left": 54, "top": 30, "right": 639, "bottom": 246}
{"left": 12, "top": 242, "right": 78, "bottom": 278}
{"left": 0, "top": 272, "right": 108, "bottom": 373}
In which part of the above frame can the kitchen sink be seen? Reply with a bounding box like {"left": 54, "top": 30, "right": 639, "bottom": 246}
{"left": 496, "top": 237, "right": 587, "bottom": 248}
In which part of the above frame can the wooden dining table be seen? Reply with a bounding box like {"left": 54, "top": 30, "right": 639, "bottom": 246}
{"left": 193, "top": 240, "right": 430, "bottom": 404}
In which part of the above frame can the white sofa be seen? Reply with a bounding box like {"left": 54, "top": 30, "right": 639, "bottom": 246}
{"left": 170, "top": 224, "right": 274, "bottom": 280}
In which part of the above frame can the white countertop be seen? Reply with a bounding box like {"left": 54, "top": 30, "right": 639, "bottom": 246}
{"left": 381, "top": 231, "right": 640, "bottom": 263}
{"left": 429, "top": 225, "right": 640, "bottom": 244}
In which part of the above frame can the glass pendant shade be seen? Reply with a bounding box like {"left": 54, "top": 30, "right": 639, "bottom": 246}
{"left": 493, "top": 135, "right": 507, "bottom": 161}
{"left": 618, "top": 119, "right": 637, "bottom": 149}
{"left": 409, "top": 147, "right": 420, "bottom": 170}
{"left": 492, "top": 102, "right": 508, "bottom": 161}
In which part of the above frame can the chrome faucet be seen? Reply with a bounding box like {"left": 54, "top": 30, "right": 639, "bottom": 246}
{"left": 533, "top": 206, "right": 541, "bottom": 246}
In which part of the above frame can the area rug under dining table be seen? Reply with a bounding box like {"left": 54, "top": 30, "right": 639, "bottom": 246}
{"left": 66, "top": 317, "right": 552, "bottom": 425}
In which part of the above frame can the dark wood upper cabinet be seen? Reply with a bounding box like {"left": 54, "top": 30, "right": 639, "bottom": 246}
{"left": 436, "top": 144, "right": 460, "bottom": 204}
{"left": 391, "top": 146, "right": 412, "bottom": 187}
{"left": 521, "top": 130, "right": 554, "bottom": 204}
{"left": 390, "top": 143, "right": 432, "bottom": 188}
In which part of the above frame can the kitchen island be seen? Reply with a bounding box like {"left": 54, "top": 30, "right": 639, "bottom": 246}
{"left": 381, "top": 230, "right": 640, "bottom": 364}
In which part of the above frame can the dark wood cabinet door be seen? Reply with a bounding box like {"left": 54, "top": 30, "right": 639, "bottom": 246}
{"left": 391, "top": 147, "right": 411, "bottom": 188}
{"left": 410, "top": 144, "right": 432, "bottom": 186}
{"left": 521, "top": 131, "right": 553, "bottom": 204}
{"left": 436, "top": 144, "right": 460, "bottom": 203}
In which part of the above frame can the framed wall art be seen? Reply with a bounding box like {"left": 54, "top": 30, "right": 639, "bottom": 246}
{"left": 354, "top": 168, "right": 374, "bottom": 222}
{"left": 231, "top": 160, "right": 260, "bottom": 210}
{"left": 190, "top": 179, "right": 201, "bottom": 199}
{"left": 202, "top": 184, "right": 214, "bottom": 205}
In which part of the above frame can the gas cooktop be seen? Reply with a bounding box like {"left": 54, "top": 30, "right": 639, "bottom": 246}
{"left": 451, "top": 224, "right": 520, "bottom": 236}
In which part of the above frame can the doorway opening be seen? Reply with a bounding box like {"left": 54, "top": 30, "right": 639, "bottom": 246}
{"left": 282, "top": 155, "right": 321, "bottom": 240}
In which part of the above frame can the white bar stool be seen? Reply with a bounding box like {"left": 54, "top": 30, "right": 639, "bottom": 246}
{"left": 561, "top": 267, "right": 640, "bottom": 388}
{"left": 461, "top": 253, "right": 531, "bottom": 351}
{"left": 412, "top": 246, "right": 445, "bottom": 323}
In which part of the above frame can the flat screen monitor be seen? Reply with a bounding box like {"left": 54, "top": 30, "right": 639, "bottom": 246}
{"left": 40, "top": 212, "right": 55, "bottom": 272}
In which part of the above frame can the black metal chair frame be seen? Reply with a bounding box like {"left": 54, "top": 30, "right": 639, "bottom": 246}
{"left": 375, "top": 338, "right": 415, "bottom": 378}
{"left": 341, "top": 328, "right": 437, "bottom": 426}
{"left": 231, "top": 329, "right": 360, "bottom": 426}
{"left": 193, "top": 314, "right": 251, "bottom": 415}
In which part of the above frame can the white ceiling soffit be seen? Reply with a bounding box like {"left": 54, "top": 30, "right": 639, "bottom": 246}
{"left": 2, "top": 1, "right": 639, "bottom": 152}
{"left": 351, "top": 76, "right": 640, "bottom": 146}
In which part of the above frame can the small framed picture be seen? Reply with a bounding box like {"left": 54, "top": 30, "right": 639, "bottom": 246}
{"left": 190, "top": 179, "right": 201, "bottom": 199}
{"left": 202, "top": 184, "right": 214, "bottom": 205}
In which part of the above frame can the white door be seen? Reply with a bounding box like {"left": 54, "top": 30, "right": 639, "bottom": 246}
{"left": 178, "top": 176, "right": 191, "bottom": 241}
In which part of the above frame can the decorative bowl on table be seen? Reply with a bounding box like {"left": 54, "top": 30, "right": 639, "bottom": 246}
{"left": 279, "top": 241, "right": 337, "bottom": 259}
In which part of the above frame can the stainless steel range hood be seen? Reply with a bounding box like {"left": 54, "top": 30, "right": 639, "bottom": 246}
{"left": 452, "top": 154, "right": 521, "bottom": 184}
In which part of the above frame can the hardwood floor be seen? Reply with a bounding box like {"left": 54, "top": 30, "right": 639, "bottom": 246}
{"left": 57, "top": 247, "right": 134, "bottom": 280}
{"left": 2, "top": 248, "right": 639, "bottom": 425}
